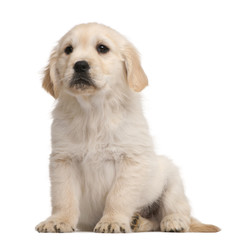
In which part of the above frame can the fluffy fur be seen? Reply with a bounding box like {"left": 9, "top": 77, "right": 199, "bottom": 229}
{"left": 36, "top": 23, "right": 220, "bottom": 233}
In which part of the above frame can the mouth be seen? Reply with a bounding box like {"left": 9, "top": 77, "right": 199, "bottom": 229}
{"left": 69, "top": 74, "right": 95, "bottom": 90}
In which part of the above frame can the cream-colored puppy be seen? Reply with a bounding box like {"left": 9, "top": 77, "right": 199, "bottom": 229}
{"left": 36, "top": 23, "right": 219, "bottom": 233}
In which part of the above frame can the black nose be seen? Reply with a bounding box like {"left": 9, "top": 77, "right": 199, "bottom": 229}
{"left": 73, "top": 61, "right": 90, "bottom": 73}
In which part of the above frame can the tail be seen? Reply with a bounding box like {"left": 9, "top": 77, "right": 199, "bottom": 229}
{"left": 189, "top": 218, "right": 220, "bottom": 232}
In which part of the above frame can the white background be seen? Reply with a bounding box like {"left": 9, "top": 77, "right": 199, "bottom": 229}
{"left": 0, "top": 0, "right": 229, "bottom": 239}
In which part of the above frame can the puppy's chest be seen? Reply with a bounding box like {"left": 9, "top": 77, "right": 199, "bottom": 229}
{"left": 66, "top": 118, "right": 125, "bottom": 162}
{"left": 78, "top": 159, "right": 117, "bottom": 195}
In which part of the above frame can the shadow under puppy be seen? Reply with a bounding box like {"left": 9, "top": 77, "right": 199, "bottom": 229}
{"left": 36, "top": 23, "right": 220, "bottom": 233}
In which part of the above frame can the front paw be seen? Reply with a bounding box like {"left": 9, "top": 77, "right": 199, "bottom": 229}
{"left": 36, "top": 217, "right": 76, "bottom": 233}
{"left": 94, "top": 220, "right": 130, "bottom": 233}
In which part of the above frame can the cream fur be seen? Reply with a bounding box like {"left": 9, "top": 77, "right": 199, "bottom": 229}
{"left": 35, "top": 23, "right": 220, "bottom": 233}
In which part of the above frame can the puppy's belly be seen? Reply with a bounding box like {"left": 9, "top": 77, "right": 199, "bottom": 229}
{"left": 77, "top": 159, "right": 116, "bottom": 231}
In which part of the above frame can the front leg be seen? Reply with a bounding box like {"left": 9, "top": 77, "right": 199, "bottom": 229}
{"left": 94, "top": 157, "right": 153, "bottom": 233}
{"left": 36, "top": 154, "right": 80, "bottom": 233}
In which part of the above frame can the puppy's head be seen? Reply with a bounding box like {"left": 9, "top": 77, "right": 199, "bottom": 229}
{"left": 43, "top": 23, "right": 148, "bottom": 98}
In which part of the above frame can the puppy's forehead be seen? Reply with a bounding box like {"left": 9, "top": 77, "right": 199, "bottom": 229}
{"left": 60, "top": 23, "right": 124, "bottom": 47}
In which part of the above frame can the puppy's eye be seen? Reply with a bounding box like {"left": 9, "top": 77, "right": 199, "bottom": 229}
{"left": 96, "top": 44, "right": 109, "bottom": 54}
{"left": 64, "top": 45, "right": 73, "bottom": 55}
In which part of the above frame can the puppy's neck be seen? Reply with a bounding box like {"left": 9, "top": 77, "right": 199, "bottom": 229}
{"left": 75, "top": 93, "right": 106, "bottom": 112}
{"left": 56, "top": 88, "right": 141, "bottom": 120}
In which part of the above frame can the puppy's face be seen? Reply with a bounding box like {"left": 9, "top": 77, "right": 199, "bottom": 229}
{"left": 56, "top": 24, "right": 125, "bottom": 96}
{"left": 43, "top": 23, "right": 148, "bottom": 98}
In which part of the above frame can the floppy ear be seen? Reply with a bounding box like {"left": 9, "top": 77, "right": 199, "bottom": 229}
{"left": 42, "top": 47, "right": 59, "bottom": 98}
{"left": 123, "top": 44, "right": 148, "bottom": 92}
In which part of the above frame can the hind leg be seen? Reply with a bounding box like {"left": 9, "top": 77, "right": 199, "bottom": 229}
{"left": 130, "top": 213, "right": 159, "bottom": 232}
{"left": 158, "top": 157, "right": 191, "bottom": 232}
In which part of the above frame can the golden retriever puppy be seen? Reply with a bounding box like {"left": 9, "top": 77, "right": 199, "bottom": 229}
{"left": 36, "top": 23, "right": 220, "bottom": 233}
